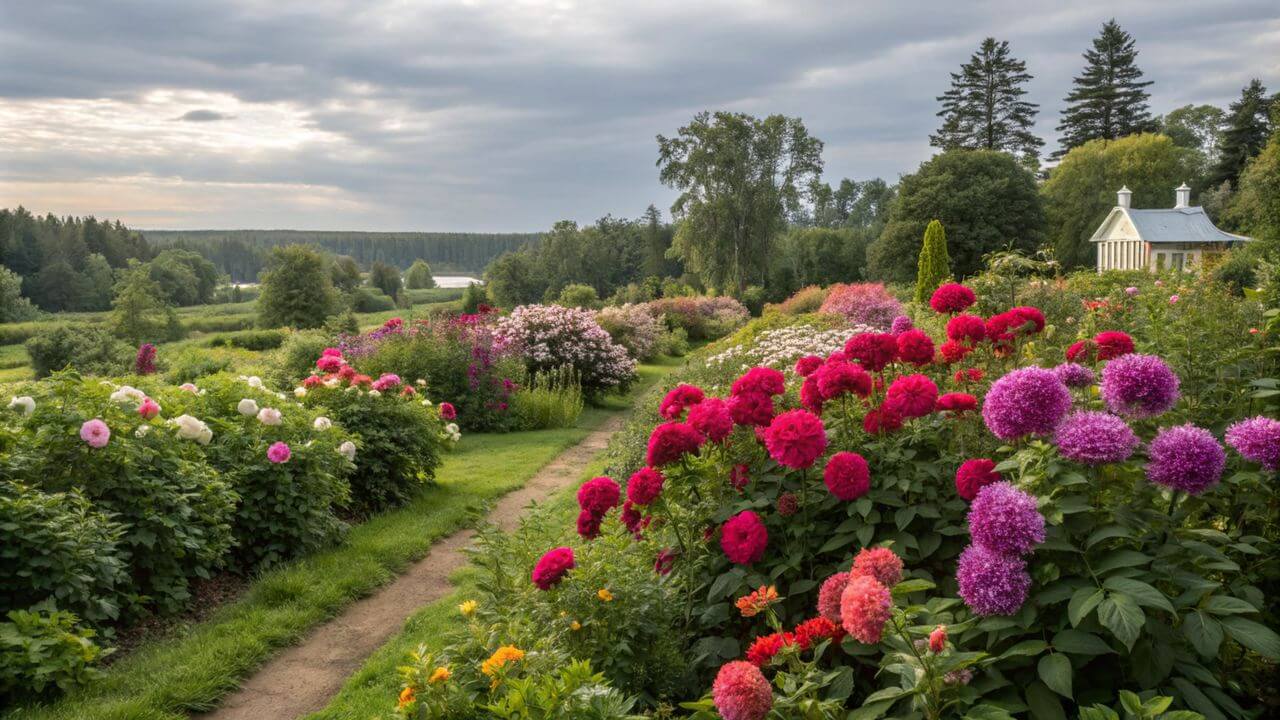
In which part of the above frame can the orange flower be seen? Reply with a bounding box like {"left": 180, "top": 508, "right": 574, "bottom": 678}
{"left": 597, "top": 588, "right": 614, "bottom": 602}
{"left": 481, "top": 645, "right": 525, "bottom": 676}
{"left": 397, "top": 686, "right": 415, "bottom": 708}
{"left": 735, "top": 585, "right": 780, "bottom": 618}
{"left": 428, "top": 666, "right": 451, "bottom": 684}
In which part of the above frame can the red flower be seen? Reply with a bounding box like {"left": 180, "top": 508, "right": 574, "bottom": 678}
{"left": 850, "top": 546, "right": 903, "bottom": 587}
{"left": 793, "top": 617, "right": 841, "bottom": 651}
{"left": 732, "top": 367, "right": 785, "bottom": 397}
{"left": 688, "top": 397, "right": 734, "bottom": 443}
{"left": 576, "top": 508, "right": 604, "bottom": 539}
{"left": 531, "top": 546, "right": 575, "bottom": 589}
{"left": 1066, "top": 339, "right": 1097, "bottom": 362}
{"left": 721, "top": 510, "right": 768, "bottom": 564}
{"left": 946, "top": 314, "right": 986, "bottom": 345}
{"left": 794, "top": 355, "right": 823, "bottom": 377}
{"left": 729, "top": 391, "right": 775, "bottom": 427}
{"left": 654, "top": 548, "right": 676, "bottom": 575}
{"left": 763, "top": 410, "right": 828, "bottom": 469}
{"left": 895, "top": 329, "right": 935, "bottom": 367}
{"left": 646, "top": 422, "right": 706, "bottom": 466}
{"left": 745, "top": 632, "right": 796, "bottom": 667}
{"left": 800, "top": 377, "right": 824, "bottom": 414}
{"left": 844, "top": 333, "right": 898, "bottom": 372}
{"left": 815, "top": 360, "right": 872, "bottom": 400}
{"left": 1094, "top": 330, "right": 1135, "bottom": 360}
{"left": 302, "top": 374, "right": 323, "bottom": 388}
{"left": 954, "top": 367, "right": 984, "bottom": 384}
{"left": 885, "top": 374, "right": 938, "bottom": 419}
{"left": 863, "top": 403, "right": 903, "bottom": 435}
{"left": 659, "top": 384, "right": 705, "bottom": 420}
{"left": 316, "top": 355, "right": 343, "bottom": 373}
{"left": 577, "top": 476, "right": 621, "bottom": 515}
{"left": 729, "top": 464, "right": 751, "bottom": 491}
{"left": 620, "top": 500, "right": 644, "bottom": 535}
{"left": 823, "top": 451, "right": 870, "bottom": 500}
{"left": 955, "top": 458, "right": 1000, "bottom": 501}
{"left": 938, "top": 340, "right": 971, "bottom": 364}
{"left": 930, "top": 283, "right": 977, "bottom": 314}
{"left": 936, "top": 392, "right": 977, "bottom": 413}
{"left": 626, "top": 467, "right": 664, "bottom": 506}
{"left": 1011, "top": 306, "right": 1045, "bottom": 333}
{"left": 439, "top": 402, "right": 457, "bottom": 420}
{"left": 929, "top": 625, "right": 947, "bottom": 653}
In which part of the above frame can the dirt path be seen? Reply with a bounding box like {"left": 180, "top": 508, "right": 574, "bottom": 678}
{"left": 199, "top": 414, "right": 627, "bottom": 720}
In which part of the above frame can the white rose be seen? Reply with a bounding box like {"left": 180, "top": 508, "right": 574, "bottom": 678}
{"left": 313, "top": 416, "right": 332, "bottom": 431}
{"left": 367, "top": 389, "right": 381, "bottom": 397}
{"left": 8, "top": 396, "right": 34, "bottom": 415}
{"left": 294, "top": 387, "right": 307, "bottom": 398}
{"left": 172, "top": 414, "right": 205, "bottom": 440}
{"left": 257, "top": 407, "right": 282, "bottom": 426}
{"left": 338, "top": 440, "right": 357, "bottom": 461}
{"left": 237, "top": 398, "right": 259, "bottom": 417}
{"left": 246, "top": 376, "right": 264, "bottom": 389}
{"left": 445, "top": 423, "right": 459, "bottom": 435}
{"left": 110, "top": 386, "right": 145, "bottom": 404}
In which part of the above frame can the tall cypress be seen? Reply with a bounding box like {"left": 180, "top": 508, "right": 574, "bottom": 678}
{"left": 1054, "top": 19, "right": 1154, "bottom": 159}
{"left": 1212, "top": 79, "right": 1272, "bottom": 187}
{"left": 931, "top": 38, "right": 1043, "bottom": 164}
{"left": 914, "top": 220, "right": 951, "bottom": 303}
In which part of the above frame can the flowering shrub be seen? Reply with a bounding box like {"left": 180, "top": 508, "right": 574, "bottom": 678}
{"left": 595, "top": 303, "right": 664, "bottom": 361}
{"left": 496, "top": 304, "right": 636, "bottom": 398}
{"left": 643, "top": 296, "right": 750, "bottom": 341}
{"left": 818, "top": 282, "right": 904, "bottom": 330}
{"left": 767, "top": 285, "right": 830, "bottom": 316}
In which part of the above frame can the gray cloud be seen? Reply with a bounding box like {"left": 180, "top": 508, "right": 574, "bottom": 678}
{"left": 0, "top": 0, "right": 1276, "bottom": 231}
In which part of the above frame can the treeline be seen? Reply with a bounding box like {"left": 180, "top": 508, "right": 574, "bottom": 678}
{"left": 148, "top": 229, "right": 540, "bottom": 281}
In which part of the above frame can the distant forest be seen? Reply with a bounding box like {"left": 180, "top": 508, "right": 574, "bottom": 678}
{"left": 147, "top": 229, "right": 541, "bottom": 282}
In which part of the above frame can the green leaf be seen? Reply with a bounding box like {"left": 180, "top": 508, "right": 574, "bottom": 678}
{"left": 856, "top": 524, "right": 875, "bottom": 547}
{"left": 998, "top": 639, "right": 1049, "bottom": 659}
{"left": 1171, "top": 677, "right": 1227, "bottom": 720}
{"left": 707, "top": 570, "right": 743, "bottom": 600}
{"left": 1085, "top": 525, "right": 1131, "bottom": 548}
{"left": 1182, "top": 611, "right": 1224, "bottom": 659}
{"left": 1103, "top": 577, "right": 1174, "bottom": 613}
{"left": 1093, "top": 550, "right": 1150, "bottom": 574}
{"left": 1098, "top": 593, "right": 1144, "bottom": 650}
{"left": 1068, "top": 587, "right": 1104, "bottom": 627}
{"left": 1051, "top": 629, "right": 1112, "bottom": 655}
{"left": 891, "top": 578, "right": 936, "bottom": 595}
{"left": 1202, "top": 595, "right": 1257, "bottom": 615}
{"left": 964, "top": 705, "right": 1017, "bottom": 720}
{"left": 1026, "top": 682, "right": 1067, "bottom": 720}
{"left": 819, "top": 533, "right": 856, "bottom": 554}
{"left": 1037, "top": 654, "right": 1072, "bottom": 699}
{"left": 1219, "top": 615, "right": 1280, "bottom": 659}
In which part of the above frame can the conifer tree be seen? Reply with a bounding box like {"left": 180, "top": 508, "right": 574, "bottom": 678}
{"left": 932, "top": 38, "right": 1042, "bottom": 164}
{"left": 1212, "top": 79, "right": 1273, "bottom": 187}
{"left": 1054, "top": 19, "right": 1154, "bottom": 159}
{"left": 914, "top": 220, "right": 951, "bottom": 303}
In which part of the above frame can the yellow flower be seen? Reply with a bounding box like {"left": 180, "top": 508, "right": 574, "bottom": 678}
{"left": 570, "top": 620, "right": 582, "bottom": 631}
{"left": 428, "top": 666, "right": 451, "bottom": 684}
{"left": 480, "top": 645, "right": 525, "bottom": 676}
{"left": 597, "top": 588, "right": 614, "bottom": 602}
{"left": 397, "top": 686, "right": 416, "bottom": 708}
{"left": 458, "top": 599, "right": 477, "bottom": 617}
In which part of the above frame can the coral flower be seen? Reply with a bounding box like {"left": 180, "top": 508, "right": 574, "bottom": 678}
{"left": 885, "top": 374, "right": 938, "bottom": 419}
{"left": 895, "top": 329, "right": 935, "bottom": 366}
{"left": 137, "top": 397, "right": 161, "bottom": 420}
{"left": 659, "top": 384, "right": 705, "bottom": 420}
{"left": 79, "top": 418, "right": 110, "bottom": 448}
{"left": 736, "top": 585, "right": 780, "bottom": 618}
{"left": 267, "top": 441, "right": 291, "bottom": 464}
{"left": 531, "top": 547, "right": 575, "bottom": 590}
{"left": 688, "top": 397, "right": 734, "bottom": 443}
{"left": 844, "top": 333, "right": 899, "bottom": 372}
{"left": 955, "top": 459, "right": 1000, "bottom": 501}
{"left": 745, "top": 631, "right": 795, "bottom": 666}
{"left": 763, "top": 410, "right": 828, "bottom": 469}
{"left": 929, "top": 625, "right": 947, "bottom": 653}
{"left": 729, "top": 391, "right": 775, "bottom": 427}
{"left": 793, "top": 616, "right": 842, "bottom": 650}
{"left": 721, "top": 510, "right": 768, "bottom": 564}
{"left": 646, "top": 422, "right": 705, "bottom": 466}
{"left": 930, "top": 283, "right": 977, "bottom": 314}
{"left": 840, "top": 575, "right": 893, "bottom": 644}
{"left": 946, "top": 314, "right": 986, "bottom": 345}
{"left": 626, "top": 466, "right": 665, "bottom": 506}
{"left": 850, "top": 546, "right": 904, "bottom": 587}
{"left": 712, "top": 661, "right": 773, "bottom": 720}
{"left": 817, "top": 571, "right": 850, "bottom": 623}
{"left": 823, "top": 451, "right": 871, "bottom": 500}
{"left": 732, "top": 367, "right": 786, "bottom": 397}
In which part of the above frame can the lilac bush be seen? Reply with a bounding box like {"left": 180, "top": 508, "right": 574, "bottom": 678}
{"left": 818, "top": 282, "right": 904, "bottom": 330}
{"left": 497, "top": 304, "right": 636, "bottom": 397}
{"left": 595, "top": 304, "right": 663, "bottom": 361}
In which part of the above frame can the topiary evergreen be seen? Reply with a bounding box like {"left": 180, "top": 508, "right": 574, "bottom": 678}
{"left": 914, "top": 220, "right": 951, "bottom": 303}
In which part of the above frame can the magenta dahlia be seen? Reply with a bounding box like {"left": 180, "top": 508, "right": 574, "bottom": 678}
{"left": 763, "top": 410, "right": 828, "bottom": 469}
{"left": 721, "top": 510, "right": 769, "bottom": 564}
{"left": 531, "top": 546, "right": 575, "bottom": 590}
{"left": 930, "top": 283, "right": 977, "bottom": 314}
{"left": 823, "top": 451, "right": 870, "bottom": 500}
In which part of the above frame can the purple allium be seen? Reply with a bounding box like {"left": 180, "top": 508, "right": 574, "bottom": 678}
{"left": 1054, "top": 411, "right": 1139, "bottom": 465}
{"left": 1101, "top": 354, "right": 1180, "bottom": 418}
{"left": 956, "top": 544, "right": 1031, "bottom": 616}
{"left": 890, "top": 315, "right": 914, "bottom": 335}
{"left": 1225, "top": 416, "right": 1280, "bottom": 471}
{"left": 1146, "top": 424, "right": 1226, "bottom": 495}
{"left": 1052, "top": 362, "right": 1095, "bottom": 389}
{"left": 967, "top": 482, "right": 1045, "bottom": 556}
{"left": 981, "top": 367, "right": 1072, "bottom": 440}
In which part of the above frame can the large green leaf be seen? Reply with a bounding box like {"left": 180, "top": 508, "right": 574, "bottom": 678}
{"left": 1219, "top": 615, "right": 1280, "bottom": 659}
{"left": 1037, "top": 653, "right": 1072, "bottom": 699}
{"left": 1202, "top": 594, "right": 1257, "bottom": 616}
{"left": 998, "top": 639, "right": 1049, "bottom": 659}
{"left": 1026, "top": 682, "right": 1067, "bottom": 720}
{"left": 1051, "top": 629, "right": 1112, "bottom": 655}
{"left": 1181, "top": 610, "right": 1223, "bottom": 659}
{"left": 1102, "top": 577, "right": 1173, "bottom": 613}
{"left": 1068, "top": 587, "right": 1104, "bottom": 627}
{"left": 1098, "top": 593, "right": 1144, "bottom": 650}
{"left": 1092, "top": 550, "right": 1150, "bottom": 574}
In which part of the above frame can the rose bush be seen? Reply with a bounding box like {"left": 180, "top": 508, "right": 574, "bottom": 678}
{"left": 497, "top": 304, "right": 637, "bottom": 398}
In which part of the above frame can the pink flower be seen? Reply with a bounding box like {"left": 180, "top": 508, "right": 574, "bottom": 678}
{"left": 316, "top": 355, "right": 343, "bottom": 373}
{"left": 731, "top": 367, "right": 785, "bottom": 397}
{"left": 371, "top": 373, "right": 401, "bottom": 392}
{"left": 729, "top": 391, "right": 775, "bottom": 427}
{"left": 815, "top": 360, "right": 872, "bottom": 400}
{"left": 1169, "top": 294, "right": 1179, "bottom": 304}
{"left": 885, "top": 374, "right": 938, "bottom": 418}
{"left": 955, "top": 459, "right": 1001, "bottom": 501}
{"left": 659, "top": 384, "right": 705, "bottom": 420}
{"left": 721, "top": 510, "right": 768, "bottom": 564}
{"left": 895, "top": 329, "right": 935, "bottom": 366}
{"left": 823, "top": 451, "right": 870, "bottom": 500}
{"left": 577, "top": 476, "right": 621, "bottom": 515}
{"left": 532, "top": 546, "right": 575, "bottom": 590}
{"left": 840, "top": 575, "right": 893, "bottom": 644}
{"left": 439, "top": 402, "right": 457, "bottom": 420}
{"left": 817, "top": 571, "right": 851, "bottom": 624}
{"left": 267, "top": 442, "right": 291, "bottom": 464}
{"left": 763, "top": 410, "right": 827, "bottom": 469}
{"left": 626, "top": 467, "right": 665, "bottom": 506}
{"left": 929, "top": 625, "right": 947, "bottom": 653}
{"left": 646, "top": 422, "right": 705, "bottom": 466}
{"left": 79, "top": 419, "right": 110, "bottom": 448}
{"left": 794, "top": 355, "right": 823, "bottom": 377}
{"left": 712, "top": 661, "right": 773, "bottom": 720}
{"left": 850, "top": 547, "right": 903, "bottom": 588}
{"left": 137, "top": 398, "right": 161, "bottom": 420}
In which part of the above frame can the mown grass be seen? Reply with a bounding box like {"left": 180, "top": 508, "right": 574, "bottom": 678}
{"left": 1, "top": 356, "right": 679, "bottom": 720}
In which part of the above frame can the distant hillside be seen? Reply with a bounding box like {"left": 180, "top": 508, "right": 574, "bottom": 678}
{"left": 146, "top": 229, "right": 541, "bottom": 282}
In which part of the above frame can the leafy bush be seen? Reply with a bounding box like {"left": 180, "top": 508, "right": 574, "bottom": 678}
{"left": 2, "top": 373, "right": 236, "bottom": 612}
{"left": 557, "top": 283, "right": 601, "bottom": 309}
{"left": 162, "top": 347, "right": 234, "bottom": 385}
{"left": 25, "top": 325, "right": 131, "bottom": 379}
{"left": 496, "top": 304, "right": 636, "bottom": 398}
{"left": 510, "top": 366, "right": 584, "bottom": 430}
{"left": 643, "top": 296, "right": 750, "bottom": 341}
{"left": 0, "top": 483, "right": 130, "bottom": 625}
{"left": 595, "top": 304, "right": 663, "bottom": 361}
{"left": 205, "top": 329, "right": 287, "bottom": 351}
{"left": 0, "top": 608, "right": 108, "bottom": 700}
{"left": 817, "top": 281, "right": 904, "bottom": 330}
{"left": 350, "top": 287, "right": 397, "bottom": 313}
{"left": 182, "top": 315, "right": 256, "bottom": 333}
{"left": 271, "top": 329, "right": 333, "bottom": 387}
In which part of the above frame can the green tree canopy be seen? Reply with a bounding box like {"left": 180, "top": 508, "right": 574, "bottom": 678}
{"left": 368, "top": 261, "right": 402, "bottom": 299}
{"left": 330, "top": 255, "right": 362, "bottom": 293}
{"left": 111, "top": 263, "right": 181, "bottom": 345}
{"left": 1055, "top": 19, "right": 1155, "bottom": 159}
{"left": 657, "top": 111, "right": 824, "bottom": 295}
{"left": 1212, "top": 79, "right": 1273, "bottom": 188}
{"left": 257, "top": 245, "right": 339, "bottom": 329}
{"left": 1159, "top": 104, "right": 1225, "bottom": 161}
{"left": 1042, "top": 133, "right": 1203, "bottom": 268}
{"left": 867, "top": 150, "right": 1044, "bottom": 282}
{"left": 1227, "top": 124, "right": 1280, "bottom": 243}
{"left": 404, "top": 259, "right": 436, "bottom": 289}
{"left": 484, "top": 251, "right": 543, "bottom": 308}
{"left": 769, "top": 226, "right": 873, "bottom": 297}
{"left": 0, "top": 265, "right": 38, "bottom": 323}
{"left": 147, "top": 248, "right": 219, "bottom": 306}
{"left": 931, "top": 38, "right": 1042, "bottom": 164}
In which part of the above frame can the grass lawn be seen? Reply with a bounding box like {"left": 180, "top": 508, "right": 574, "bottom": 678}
{"left": 2, "top": 356, "right": 682, "bottom": 720}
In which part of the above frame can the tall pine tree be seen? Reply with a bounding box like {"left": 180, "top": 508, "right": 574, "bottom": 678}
{"left": 1212, "top": 79, "right": 1272, "bottom": 187}
{"left": 932, "top": 38, "right": 1043, "bottom": 164}
{"left": 1054, "top": 19, "right": 1154, "bottom": 159}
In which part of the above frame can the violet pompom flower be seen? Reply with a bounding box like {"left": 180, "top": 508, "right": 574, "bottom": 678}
{"left": 981, "top": 367, "right": 1071, "bottom": 440}
{"left": 1146, "top": 424, "right": 1226, "bottom": 495}
{"left": 967, "top": 482, "right": 1045, "bottom": 556}
{"left": 1100, "top": 353, "right": 1180, "bottom": 418}
{"left": 890, "top": 315, "right": 914, "bottom": 335}
{"left": 1225, "top": 416, "right": 1280, "bottom": 471}
{"left": 956, "top": 544, "right": 1031, "bottom": 616}
{"left": 1052, "top": 362, "right": 1096, "bottom": 389}
{"left": 1054, "top": 411, "right": 1139, "bottom": 465}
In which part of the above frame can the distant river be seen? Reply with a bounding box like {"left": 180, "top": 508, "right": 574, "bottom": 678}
{"left": 434, "top": 275, "right": 481, "bottom": 288}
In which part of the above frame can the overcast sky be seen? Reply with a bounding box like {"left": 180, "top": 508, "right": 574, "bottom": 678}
{"left": 1, "top": 1, "right": 1277, "bottom": 232}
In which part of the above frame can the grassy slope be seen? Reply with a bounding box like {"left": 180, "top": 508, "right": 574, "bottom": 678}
{"left": 3, "top": 358, "right": 679, "bottom": 720}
